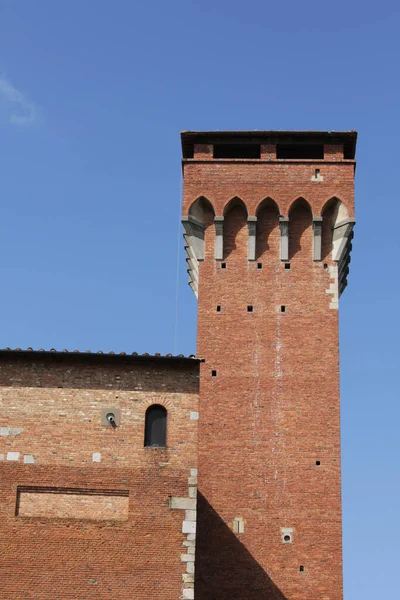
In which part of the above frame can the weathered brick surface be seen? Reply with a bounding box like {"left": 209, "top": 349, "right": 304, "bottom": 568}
{"left": 0, "top": 355, "right": 199, "bottom": 599}
{"left": 182, "top": 150, "right": 355, "bottom": 599}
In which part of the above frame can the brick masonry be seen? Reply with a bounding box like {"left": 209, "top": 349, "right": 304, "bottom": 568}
{"left": 182, "top": 139, "right": 355, "bottom": 599}
{"left": 0, "top": 354, "right": 199, "bottom": 599}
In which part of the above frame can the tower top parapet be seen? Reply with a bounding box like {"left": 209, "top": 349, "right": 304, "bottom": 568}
{"left": 181, "top": 130, "right": 357, "bottom": 160}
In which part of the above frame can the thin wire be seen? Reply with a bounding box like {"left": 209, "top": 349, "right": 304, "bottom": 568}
{"left": 173, "top": 185, "right": 182, "bottom": 355}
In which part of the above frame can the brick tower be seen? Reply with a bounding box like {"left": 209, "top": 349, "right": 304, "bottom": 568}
{"left": 181, "top": 131, "right": 357, "bottom": 600}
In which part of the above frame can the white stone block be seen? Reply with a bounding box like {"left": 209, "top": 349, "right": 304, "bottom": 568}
{"left": 182, "top": 520, "right": 196, "bottom": 534}
{"left": 23, "top": 455, "right": 35, "bottom": 464}
{"left": 187, "top": 533, "right": 196, "bottom": 541}
{"left": 0, "top": 454, "right": 4, "bottom": 461}
{"left": 190, "top": 468, "right": 198, "bottom": 477}
{"left": 180, "top": 554, "right": 192, "bottom": 562}
{"left": 169, "top": 497, "right": 196, "bottom": 510}
{"left": 183, "top": 540, "right": 195, "bottom": 547}
{"left": 92, "top": 452, "right": 101, "bottom": 463}
{"left": 188, "top": 476, "right": 197, "bottom": 486}
{"left": 7, "top": 452, "right": 20, "bottom": 461}
{"left": 185, "top": 510, "right": 196, "bottom": 521}
{"left": 190, "top": 411, "right": 199, "bottom": 420}
{"left": 182, "top": 573, "right": 194, "bottom": 583}
{"left": 188, "top": 487, "right": 197, "bottom": 499}
{"left": 186, "top": 561, "right": 195, "bottom": 574}
{"left": 182, "top": 589, "right": 194, "bottom": 599}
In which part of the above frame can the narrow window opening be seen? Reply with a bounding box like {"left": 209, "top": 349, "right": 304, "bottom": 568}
{"left": 284, "top": 263, "right": 291, "bottom": 270}
{"left": 221, "top": 262, "right": 226, "bottom": 269}
{"left": 281, "top": 305, "right": 286, "bottom": 313}
{"left": 299, "top": 566, "right": 304, "bottom": 572}
{"left": 257, "top": 263, "right": 262, "bottom": 269}
{"left": 144, "top": 405, "right": 167, "bottom": 448}
{"left": 247, "top": 305, "right": 253, "bottom": 312}
{"left": 216, "top": 305, "right": 221, "bottom": 312}
{"left": 316, "top": 460, "right": 321, "bottom": 466}
{"left": 315, "top": 168, "right": 320, "bottom": 177}
{"left": 276, "top": 143, "right": 324, "bottom": 159}
{"left": 212, "top": 370, "right": 217, "bottom": 377}
{"left": 324, "top": 263, "right": 329, "bottom": 270}
{"left": 283, "top": 534, "right": 291, "bottom": 542}
{"left": 213, "top": 144, "right": 260, "bottom": 159}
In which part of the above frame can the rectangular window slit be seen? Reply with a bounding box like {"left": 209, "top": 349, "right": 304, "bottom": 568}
{"left": 281, "top": 305, "right": 286, "bottom": 313}
{"left": 257, "top": 263, "right": 262, "bottom": 269}
{"left": 221, "top": 262, "right": 226, "bottom": 269}
{"left": 247, "top": 305, "right": 253, "bottom": 312}
{"left": 213, "top": 144, "right": 260, "bottom": 159}
{"left": 211, "top": 370, "right": 217, "bottom": 377}
{"left": 284, "top": 263, "right": 291, "bottom": 270}
{"left": 216, "top": 305, "right": 221, "bottom": 312}
{"left": 299, "top": 566, "right": 305, "bottom": 572}
{"left": 316, "top": 460, "right": 321, "bottom": 466}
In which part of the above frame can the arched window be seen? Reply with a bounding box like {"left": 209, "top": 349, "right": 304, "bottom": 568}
{"left": 144, "top": 405, "right": 167, "bottom": 448}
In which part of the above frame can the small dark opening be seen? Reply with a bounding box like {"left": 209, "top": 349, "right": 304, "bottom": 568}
{"left": 221, "top": 262, "right": 226, "bottom": 269}
{"left": 257, "top": 263, "right": 262, "bottom": 269}
{"left": 276, "top": 144, "right": 324, "bottom": 159}
{"left": 144, "top": 404, "right": 167, "bottom": 448}
{"left": 281, "top": 305, "right": 286, "bottom": 313}
{"left": 284, "top": 263, "right": 291, "bottom": 270}
{"left": 212, "top": 370, "right": 217, "bottom": 377}
{"left": 216, "top": 305, "right": 221, "bottom": 312}
{"left": 300, "top": 566, "right": 304, "bottom": 572}
{"left": 284, "top": 535, "right": 291, "bottom": 542}
{"left": 214, "top": 144, "right": 260, "bottom": 159}
{"left": 247, "top": 305, "right": 253, "bottom": 312}
{"left": 324, "top": 263, "right": 328, "bottom": 270}
{"left": 316, "top": 460, "right": 321, "bottom": 466}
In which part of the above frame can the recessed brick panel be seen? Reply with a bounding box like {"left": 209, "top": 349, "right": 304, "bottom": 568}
{"left": 17, "top": 488, "right": 129, "bottom": 521}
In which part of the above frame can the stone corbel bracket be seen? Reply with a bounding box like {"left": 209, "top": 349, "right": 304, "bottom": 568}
{"left": 214, "top": 216, "right": 224, "bottom": 260}
{"left": 332, "top": 218, "right": 356, "bottom": 296}
{"left": 313, "top": 217, "right": 323, "bottom": 261}
{"left": 182, "top": 216, "right": 205, "bottom": 298}
{"left": 247, "top": 216, "right": 257, "bottom": 261}
{"left": 279, "top": 216, "right": 289, "bottom": 261}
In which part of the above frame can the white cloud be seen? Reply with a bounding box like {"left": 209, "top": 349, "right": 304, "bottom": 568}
{"left": 0, "top": 77, "right": 37, "bottom": 126}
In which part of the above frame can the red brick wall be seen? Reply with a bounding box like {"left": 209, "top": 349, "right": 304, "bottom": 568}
{"left": 183, "top": 153, "right": 355, "bottom": 599}
{"left": 0, "top": 355, "right": 199, "bottom": 599}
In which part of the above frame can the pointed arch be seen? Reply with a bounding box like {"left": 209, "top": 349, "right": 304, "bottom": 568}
{"left": 288, "top": 197, "right": 313, "bottom": 260}
{"left": 255, "top": 198, "right": 280, "bottom": 260}
{"left": 188, "top": 196, "right": 215, "bottom": 224}
{"left": 321, "top": 197, "right": 349, "bottom": 261}
{"left": 223, "top": 197, "right": 248, "bottom": 260}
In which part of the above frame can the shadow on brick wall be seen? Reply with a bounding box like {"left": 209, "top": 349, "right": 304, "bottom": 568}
{"left": 195, "top": 492, "right": 287, "bottom": 600}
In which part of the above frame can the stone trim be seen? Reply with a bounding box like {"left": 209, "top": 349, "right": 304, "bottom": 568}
{"left": 182, "top": 216, "right": 205, "bottom": 299}
{"left": 332, "top": 218, "right": 355, "bottom": 296}
{"left": 279, "top": 217, "right": 289, "bottom": 261}
{"left": 313, "top": 217, "right": 323, "bottom": 261}
{"left": 214, "top": 217, "right": 224, "bottom": 261}
{"left": 169, "top": 467, "right": 197, "bottom": 599}
{"left": 247, "top": 216, "right": 257, "bottom": 261}
{"left": 326, "top": 264, "right": 339, "bottom": 310}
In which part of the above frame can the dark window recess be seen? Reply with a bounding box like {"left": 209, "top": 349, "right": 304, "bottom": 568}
{"left": 221, "top": 262, "right": 226, "bottom": 269}
{"left": 276, "top": 144, "right": 324, "bottom": 159}
{"left": 281, "top": 305, "right": 286, "bottom": 313}
{"left": 212, "top": 370, "right": 217, "bottom": 377}
{"left": 324, "top": 263, "right": 329, "bottom": 270}
{"left": 257, "top": 263, "right": 263, "bottom": 269}
{"left": 217, "top": 305, "right": 221, "bottom": 312}
{"left": 144, "top": 405, "right": 167, "bottom": 448}
{"left": 300, "top": 566, "right": 305, "bottom": 572}
{"left": 316, "top": 460, "right": 321, "bottom": 466}
{"left": 213, "top": 144, "right": 260, "bottom": 159}
{"left": 247, "top": 305, "right": 253, "bottom": 312}
{"left": 284, "top": 263, "right": 291, "bottom": 270}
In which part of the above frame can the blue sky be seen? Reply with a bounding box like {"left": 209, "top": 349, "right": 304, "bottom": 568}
{"left": 0, "top": 1, "right": 399, "bottom": 597}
